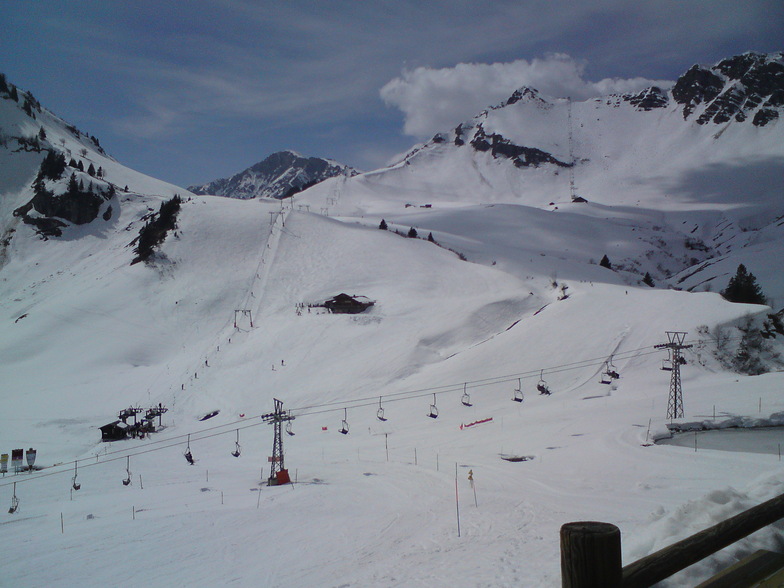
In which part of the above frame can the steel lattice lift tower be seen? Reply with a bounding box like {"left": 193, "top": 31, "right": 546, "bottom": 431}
{"left": 655, "top": 331, "right": 692, "bottom": 421}
{"left": 261, "top": 398, "right": 294, "bottom": 485}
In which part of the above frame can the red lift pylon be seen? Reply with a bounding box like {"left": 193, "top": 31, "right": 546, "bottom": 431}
{"left": 261, "top": 399, "right": 294, "bottom": 485}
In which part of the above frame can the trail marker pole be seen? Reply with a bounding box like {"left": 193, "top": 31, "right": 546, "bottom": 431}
{"left": 455, "top": 462, "right": 461, "bottom": 537}
{"left": 468, "top": 469, "right": 477, "bottom": 507}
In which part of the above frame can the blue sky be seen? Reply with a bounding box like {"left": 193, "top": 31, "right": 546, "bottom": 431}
{"left": 2, "top": 1, "right": 781, "bottom": 188}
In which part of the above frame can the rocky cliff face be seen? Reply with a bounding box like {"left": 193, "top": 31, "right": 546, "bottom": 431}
{"left": 188, "top": 150, "right": 358, "bottom": 200}
{"left": 672, "top": 51, "right": 784, "bottom": 126}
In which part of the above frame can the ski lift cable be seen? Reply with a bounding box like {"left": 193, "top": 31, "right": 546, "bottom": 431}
{"left": 292, "top": 347, "right": 665, "bottom": 419}
{"left": 292, "top": 342, "right": 669, "bottom": 414}
{"left": 1, "top": 343, "right": 671, "bottom": 490}
{"left": 0, "top": 420, "right": 267, "bottom": 488}
{"left": 0, "top": 339, "right": 703, "bottom": 490}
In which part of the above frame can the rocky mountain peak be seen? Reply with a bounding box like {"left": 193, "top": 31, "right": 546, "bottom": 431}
{"left": 188, "top": 150, "right": 359, "bottom": 200}
{"left": 672, "top": 51, "right": 784, "bottom": 126}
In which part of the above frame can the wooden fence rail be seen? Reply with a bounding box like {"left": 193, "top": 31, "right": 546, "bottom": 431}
{"left": 561, "top": 492, "right": 784, "bottom": 587}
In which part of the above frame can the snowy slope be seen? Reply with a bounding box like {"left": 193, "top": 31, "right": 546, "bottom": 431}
{"left": 1, "top": 54, "right": 784, "bottom": 587}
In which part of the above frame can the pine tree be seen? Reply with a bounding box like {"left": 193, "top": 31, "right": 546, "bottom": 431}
{"left": 379, "top": 219, "right": 388, "bottom": 230}
{"left": 427, "top": 232, "right": 436, "bottom": 243}
{"left": 38, "top": 127, "right": 46, "bottom": 140}
{"left": 77, "top": 160, "right": 84, "bottom": 171}
{"left": 67, "top": 173, "right": 78, "bottom": 195}
{"left": 599, "top": 254, "right": 612, "bottom": 269}
{"left": 721, "top": 264, "right": 767, "bottom": 305}
{"left": 0, "top": 73, "right": 8, "bottom": 95}
{"left": 9, "top": 84, "right": 18, "bottom": 102}
{"left": 407, "top": 227, "right": 418, "bottom": 238}
{"left": 642, "top": 272, "right": 655, "bottom": 287}
{"left": 37, "top": 149, "right": 66, "bottom": 181}
{"left": 87, "top": 163, "right": 96, "bottom": 176}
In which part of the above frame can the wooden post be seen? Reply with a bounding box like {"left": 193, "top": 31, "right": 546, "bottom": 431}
{"left": 560, "top": 521, "right": 622, "bottom": 587}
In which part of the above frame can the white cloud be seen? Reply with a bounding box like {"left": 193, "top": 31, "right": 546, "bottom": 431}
{"left": 380, "top": 54, "right": 673, "bottom": 137}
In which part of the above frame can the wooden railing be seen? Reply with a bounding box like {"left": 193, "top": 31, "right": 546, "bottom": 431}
{"left": 560, "top": 492, "right": 784, "bottom": 587}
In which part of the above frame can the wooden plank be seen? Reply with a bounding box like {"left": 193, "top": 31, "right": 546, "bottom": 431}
{"left": 757, "top": 564, "right": 784, "bottom": 588}
{"left": 695, "top": 550, "right": 784, "bottom": 587}
{"left": 622, "top": 493, "right": 784, "bottom": 587}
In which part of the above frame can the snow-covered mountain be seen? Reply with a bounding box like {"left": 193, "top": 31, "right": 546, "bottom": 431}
{"left": 299, "top": 51, "right": 784, "bottom": 301}
{"left": 188, "top": 150, "right": 358, "bottom": 200}
{"left": 0, "top": 53, "right": 783, "bottom": 587}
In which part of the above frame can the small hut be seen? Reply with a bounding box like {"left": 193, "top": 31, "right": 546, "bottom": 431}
{"left": 100, "top": 420, "right": 129, "bottom": 442}
{"left": 321, "top": 293, "right": 375, "bottom": 314}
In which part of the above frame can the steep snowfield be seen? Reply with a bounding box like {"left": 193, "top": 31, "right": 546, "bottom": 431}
{"left": 1, "top": 62, "right": 784, "bottom": 586}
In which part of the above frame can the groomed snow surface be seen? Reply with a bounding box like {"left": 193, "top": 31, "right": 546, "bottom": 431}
{"left": 1, "top": 190, "right": 783, "bottom": 587}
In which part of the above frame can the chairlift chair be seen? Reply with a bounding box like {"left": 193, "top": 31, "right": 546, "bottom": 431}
{"left": 122, "top": 456, "right": 132, "bottom": 486}
{"left": 661, "top": 358, "right": 672, "bottom": 371}
{"left": 376, "top": 397, "right": 387, "bottom": 422}
{"left": 185, "top": 434, "right": 195, "bottom": 464}
{"left": 513, "top": 378, "right": 524, "bottom": 402}
{"left": 8, "top": 483, "right": 18, "bottom": 514}
{"left": 339, "top": 408, "right": 350, "bottom": 435}
{"left": 606, "top": 355, "right": 620, "bottom": 379}
{"left": 428, "top": 393, "right": 439, "bottom": 419}
{"left": 231, "top": 429, "right": 242, "bottom": 457}
{"left": 286, "top": 420, "right": 295, "bottom": 436}
{"left": 599, "top": 362, "right": 612, "bottom": 385}
{"left": 72, "top": 462, "right": 81, "bottom": 491}
{"left": 461, "top": 383, "right": 472, "bottom": 407}
{"left": 536, "top": 371, "right": 551, "bottom": 395}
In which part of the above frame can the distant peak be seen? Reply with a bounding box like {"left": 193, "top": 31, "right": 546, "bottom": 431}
{"left": 672, "top": 51, "right": 784, "bottom": 126}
